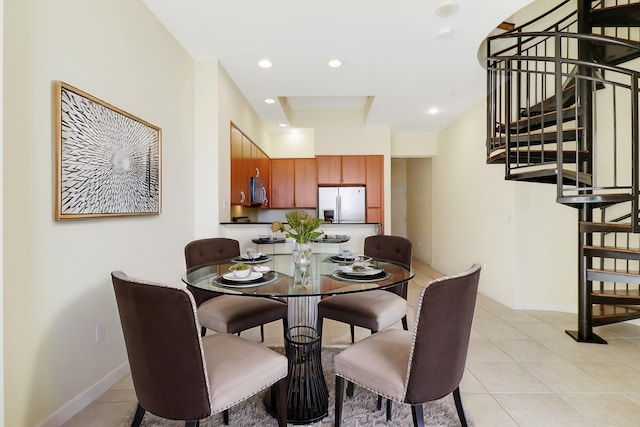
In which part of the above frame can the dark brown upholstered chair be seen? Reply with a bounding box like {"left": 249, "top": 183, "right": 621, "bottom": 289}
{"left": 318, "top": 235, "right": 413, "bottom": 343}
{"left": 111, "top": 271, "right": 288, "bottom": 427}
{"left": 333, "top": 264, "right": 481, "bottom": 427}
{"left": 184, "top": 237, "right": 287, "bottom": 340}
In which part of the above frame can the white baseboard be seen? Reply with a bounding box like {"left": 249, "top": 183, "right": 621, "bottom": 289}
{"left": 35, "top": 362, "right": 130, "bottom": 427}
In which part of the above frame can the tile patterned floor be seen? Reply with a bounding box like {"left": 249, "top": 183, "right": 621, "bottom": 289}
{"left": 62, "top": 260, "right": 640, "bottom": 426}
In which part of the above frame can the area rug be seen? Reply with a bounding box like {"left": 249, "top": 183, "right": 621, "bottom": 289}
{"left": 122, "top": 347, "right": 472, "bottom": 426}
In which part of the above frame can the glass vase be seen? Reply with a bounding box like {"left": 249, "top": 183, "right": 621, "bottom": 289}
{"left": 292, "top": 241, "right": 312, "bottom": 289}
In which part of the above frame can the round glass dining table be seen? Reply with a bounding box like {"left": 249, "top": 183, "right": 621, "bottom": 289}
{"left": 182, "top": 251, "right": 414, "bottom": 424}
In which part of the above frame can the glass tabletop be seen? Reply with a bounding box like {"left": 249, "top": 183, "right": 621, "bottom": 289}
{"left": 182, "top": 252, "right": 414, "bottom": 298}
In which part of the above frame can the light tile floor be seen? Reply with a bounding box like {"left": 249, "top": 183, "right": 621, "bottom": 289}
{"left": 62, "top": 259, "right": 640, "bottom": 426}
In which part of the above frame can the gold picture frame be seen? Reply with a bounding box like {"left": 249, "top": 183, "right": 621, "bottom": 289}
{"left": 54, "top": 81, "right": 162, "bottom": 220}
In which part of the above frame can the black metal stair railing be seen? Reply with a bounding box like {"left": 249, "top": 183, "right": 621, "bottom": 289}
{"left": 487, "top": 31, "right": 640, "bottom": 230}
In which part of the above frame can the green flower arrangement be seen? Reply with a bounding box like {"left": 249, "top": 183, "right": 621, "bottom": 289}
{"left": 272, "top": 211, "right": 323, "bottom": 243}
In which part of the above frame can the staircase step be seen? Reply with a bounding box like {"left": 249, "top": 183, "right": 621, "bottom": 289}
{"left": 587, "top": 268, "right": 640, "bottom": 285}
{"left": 521, "top": 83, "right": 575, "bottom": 118}
{"left": 591, "top": 37, "right": 640, "bottom": 66}
{"left": 487, "top": 149, "right": 588, "bottom": 165}
{"left": 506, "top": 168, "right": 591, "bottom": 186}
{"left": 592, "top": 288, "right": 640, "bottom": 304}
{"left": 501, "top": 107, "right": 577, "bottom": 133}
{"left": 559, "top": 193, "right": 634, "bottom": 207}
{"left": 584, "top": 245, "right": 640, "bottom": 261}
{"left": 492, "top": 128, "right": 583, "bottom": 146}
{"left": 558, "top": 193, "right": 634, "bottom": 208}
{"left": 580, "top": 221, "right": 633, "bottom": 233}
{"left": 591, "top": 3, "right": 640, "bottom": 27}
{"left": 592, "top": 304, "right": 640, "bottom": 326}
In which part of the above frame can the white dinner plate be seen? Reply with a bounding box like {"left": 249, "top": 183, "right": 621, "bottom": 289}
{"left": 222, "top": 271, "right": 263, "bottom": 282}
{"left": 339, "top": 266, "right": 383, "bottom": 276}
{"left": 241, "top": 253, "right": 264, "bottom": 260}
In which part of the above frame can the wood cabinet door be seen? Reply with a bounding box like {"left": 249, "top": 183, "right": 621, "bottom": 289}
{"left": 316, "top": 156, "right": 342, "bottom": 184}
{"left": 366, "top": 155, "right": 383, "bottom": 208}
{"left": 270, "top": 159, "right": 295, "bottom": 208}
{"left": 230, "top": 126, "right": 243, "bottom": 205}
{"left": 341, "top": 156, "right": 366, "bottom": 184}
{"left": 240, "top": 135, "right": 253, "bottom": 205}
{"left": 294, "top": 158, "right": 317, "bottom": 208}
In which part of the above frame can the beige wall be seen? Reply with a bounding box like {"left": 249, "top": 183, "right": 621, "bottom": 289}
{"left": 3, "top": 0, "right": 195, "bottom": 425}
{"left": 406, "top": 159, "right": 433, "bottom": 264}
{"left": 432, "top": 101, "right": 577, "bottom": 311}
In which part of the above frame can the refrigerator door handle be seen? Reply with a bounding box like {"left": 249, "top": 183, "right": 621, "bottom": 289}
{"left": 336, "top": 195, "right": 341, "bottom": 223}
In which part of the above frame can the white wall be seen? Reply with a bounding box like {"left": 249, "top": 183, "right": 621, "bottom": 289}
{"left": 3, "top": 0, "right": 195, "bottom": 425}
{"left": 0, "top": 0, "right": 5, "bottom": 422}
{"left": 432, "top": 101, "right": 578, "bottom": 311}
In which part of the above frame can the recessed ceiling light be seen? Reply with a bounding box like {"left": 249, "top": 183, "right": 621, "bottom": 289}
{"left": 258, "top": 59, "right": 272, "bottom": 69}
{"left": 436, "top": 1, "right": 458, "bottom": 17}
{"left": 437, "top": 27, "right": 454, "bottom": 39}
{"left": 328, "top": 59, "right": 342, "bottom": 68}
{"left": 428, "top": 107, "right": 440, "bottom": 115}
{"left": 278, "top": 123, "right": 288, "bottom": 127}
{"left": 264, "top": 98, "right": 276, "bottom": 104}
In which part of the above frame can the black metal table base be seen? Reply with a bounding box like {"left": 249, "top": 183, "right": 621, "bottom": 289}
{"left": 264, "top": 325, "right": 329, "bottom": 424}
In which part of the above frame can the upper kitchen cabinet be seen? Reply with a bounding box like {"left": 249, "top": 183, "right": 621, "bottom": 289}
{"left": 230, "top": 124, "right": 270, "bottom": 206}
{"left": 316, "top": 155, "right": 366, "bottom": 185}
{"left": 271, "top": 158, "right": 317, "bottom": 208}
{"left": 230, "top": 126, "right": 247, "bottom": 205}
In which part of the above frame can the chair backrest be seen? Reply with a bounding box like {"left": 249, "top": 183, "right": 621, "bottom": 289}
{"left": 364, "top": 234, "right": 412, "bottom": 297}
{"left": 184, "top": 238, "right": 241, "bottom": 305}
{"left": 111, "top": 271, "right": 212, "bottom": 420}
{"left": 184, "top": 237, "right": 241, "bottom": 269}
{"left": 403, "top": 264, "right": 481, "bottom": 404}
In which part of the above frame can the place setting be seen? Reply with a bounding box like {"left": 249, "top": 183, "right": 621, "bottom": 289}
{"left": 230, "top": 248, "right": 272, "bottom": 264}
{"left": 327, "top": 245, "right": 372, "bottom": 264}
{"left": 332, "top": 258, "right": 390, "bottom": 283}
{"left": 214, "top": 262, "right": 278, "bottom": 288}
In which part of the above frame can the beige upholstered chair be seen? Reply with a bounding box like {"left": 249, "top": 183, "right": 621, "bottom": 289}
{"left": 111, "top": 271, "right": 288, "bottom": 427}
{"left": 333, "top": 264, "right": 481, "bottom": 427}
{"left": 184, "top": 237, "right": 287, "bottom": 340}
{"left": 318, "top": 235, "right": 413, "bottom": 343}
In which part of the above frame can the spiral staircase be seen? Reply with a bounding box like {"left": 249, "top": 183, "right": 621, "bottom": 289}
{"left": 486, "top": 0, "right": 640, "bottom": 343}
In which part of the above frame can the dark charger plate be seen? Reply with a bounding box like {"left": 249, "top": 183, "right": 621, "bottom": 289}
{"left": 331, "top": 270, "right": 390, "bottom": 283}
{"left": 230, "top": 255, "right": 273, "bottom": 264}
{"left": 216, "top": 271, "right": 278, "bottom": 287}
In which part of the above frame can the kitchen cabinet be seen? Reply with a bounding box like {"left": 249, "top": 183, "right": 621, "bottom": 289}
{"left": 316, "top": 155, "right": 366, "bottom": 185}
{"left": 270, "top": 158, "right": 317, "bottom": 208}
{"left": 366, "top": 155, "right": 384, "bottom": 226}
{"left": 230, "top": 126, "right": 246, "bottom": 205}
{"left": 230, "top": 124, "right": 270, "bottom": 206}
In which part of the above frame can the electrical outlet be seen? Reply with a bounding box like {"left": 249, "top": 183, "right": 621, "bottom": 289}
{"left": 96, "top": 323, "right": 105, "bottom": 342}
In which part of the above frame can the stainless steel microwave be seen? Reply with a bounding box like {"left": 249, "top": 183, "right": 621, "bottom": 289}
{"left": 250, "top": 177, "right": 267, "bottom": 205}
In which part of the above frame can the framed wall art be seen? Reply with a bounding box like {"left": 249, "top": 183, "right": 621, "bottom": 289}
{"left": 54, "top": 81, "right": 162, "bottom": 220}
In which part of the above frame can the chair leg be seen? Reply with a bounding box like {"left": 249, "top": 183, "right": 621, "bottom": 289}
{"left": 185, "top": 421, "right": 199, "bottom": 427}
{"left": 377, "top": 395, "right": 383, "bottom": 410}
{"left": 346, "top": 381, "right": 354, "bottom": 397}
{"left": 453, "top": 386, "right": 468, "bottom": 427}
{"left": 411, "top": 404, "right": 425, "bottom": 427}
{"left": 274, "top": 377, "right": 287, "bottom": 427}
{"left": 402, "top": 315, "right": 408, "bottom": 331}
{"left": 350, "top": 324, "right": 355, "bottom": 343}
{"left": 200, "top": 326, "right": 207, "bottom": 337}
{"left": 335, "top": 375, "right": 346, "bottom": 427}
{"left": 260, "top": 324, "right": 265, "bottom": 342}
{"left": 130, "top": 403, "right": 145, "bottom": 427}
{"left": 223, "top": 409, "right": 229, "bottom": 425}
{"left": 386, "top": 398, "right": 392, "bottom": 421}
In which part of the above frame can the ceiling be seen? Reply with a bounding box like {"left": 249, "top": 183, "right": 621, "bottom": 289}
{"left": 142, "top": 0, "right": 534, "bottom": 134}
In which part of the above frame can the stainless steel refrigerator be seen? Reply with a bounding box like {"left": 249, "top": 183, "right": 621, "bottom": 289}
{"left": 317, "top": 186, "right": 366, "bottom": 223}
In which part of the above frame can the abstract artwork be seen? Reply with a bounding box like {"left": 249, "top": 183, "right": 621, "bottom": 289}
{"left": 54, "top": 81, "right": 161, "bottom": 220}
